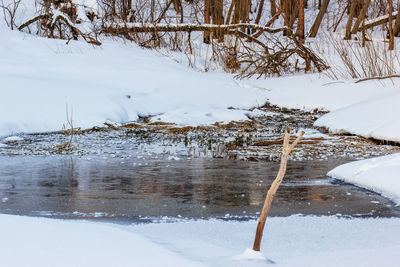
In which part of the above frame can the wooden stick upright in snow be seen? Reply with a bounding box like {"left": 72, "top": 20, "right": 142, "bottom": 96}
{"left": 253, "top": 127, "right": 304, "bottom": 252}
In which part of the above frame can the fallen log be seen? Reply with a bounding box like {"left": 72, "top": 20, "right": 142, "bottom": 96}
{"left": 358, "top": 11, "right": 398, "bottom": 32}
{"left": 104, "top": 22, "right": 328, "bottom": 73}
{"left": 18, "top": 8, "right": 101, "bottom": 46}
{"left": 103, "top": 22, "right": 289, "bottom": 34}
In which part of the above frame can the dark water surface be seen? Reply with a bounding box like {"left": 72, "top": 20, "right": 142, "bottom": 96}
{"left": 0, "top": 155, "right": 398, "bottom": 222}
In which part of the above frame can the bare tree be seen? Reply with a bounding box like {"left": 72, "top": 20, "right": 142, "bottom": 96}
{"left": 0, "top": 0, "right": 22, "bottom": 30}
{"left": 351, "top": 0, "right": 371, "bottom": 34}
{"left": 344, "top": 0, "right": 357, "bottom": 40}
{"left": 309, "top": 0, "right": 330, "bottom": 37}
{"left": 270, "top": 0, "right": 277, "bottom": 16}
{"left": 211, "top": 0, "right": 224, "bottom": 41}
{"left": 254, "top": 0, "right": 265, "bottom": 25}
{"left": 204, "top": 0, "right": 211, "bottom": 43}
{"left": 296, "top": 0, "right": 305, "bottom": 41}
{"left": 394, "top": 2, "right": 400, "bottom": 36}
{"left": 388, "top": 0, "right": 394, "bottom": 50}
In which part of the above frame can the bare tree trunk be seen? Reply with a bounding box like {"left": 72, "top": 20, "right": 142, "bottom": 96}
{"left": 344, "top": 0, "right": 357, "bottom": 40}
{"left": 253, "top": 127, "right": 304, "bottom": 252}
{"left": 226, "top": 0, "right": 235, "bottom": 24}
{"left": 270, "top": 0, "right": 277, "bottom": 16}
{"left": 172, "top": 0, "right": 181, "bottom": 13}
{"left": 204, "top": 0, "right": 211, "bottom": 43}
{"left": 232, "top": 0, "right": 241, "bottom": 23}
{"left": 241, "top": 0, "right": 250, "bottom": 23}
{"left": 309, "top": 0, "right": 330, "bottom": 37}
{"left": 389, "top": 0, "right": 394, "bottom": 50}
{"left": 296, "top": 0, "right": 305, "bottom": 41}
{"left": 255, "top": 0, "right": 265, "bottom": 25}
{"left": 150, "top": 0, "right": 155, "bottom": 22}
{"left": 283, "top": 0, "right": 291, "bottom": 28}
{"left": 211, "top": 0, "right": 224, "bottom": 41}
{"left": 283, "top": 0, "right": 298, "bottom": 35}
{"left": 351, "top": 0, "right": 370, "bottom": 34}
{"left": 394, "top": 3, "right": 400, "bottom": 36}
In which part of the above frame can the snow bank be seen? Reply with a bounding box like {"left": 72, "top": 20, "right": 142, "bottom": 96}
{"left": 0, "top": 214, "right": 203, "bottom": 267}
{"left": 245, "top": 74, "right": 399, "bottom": 112}
{"left": 1, "top": 214, "right": 400, "bottom": 267}
{"left": 328, "top": 153, "right": 400, "bottom": 205}
{"left": 0, "top": 29, "right": 268, "bottom": 137}
{"left": 314, "top": 90, "right": 400, "bottom": 142}
{"left": 245, "top": 74, "right": 400, "bottom": 143}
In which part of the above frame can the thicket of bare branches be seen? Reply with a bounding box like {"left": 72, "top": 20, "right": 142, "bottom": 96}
{"left": 13, "top": 0, "right": 400, "bottom": 79}
{"left": 1, "top": 0, "right": 22, "bottom": 30}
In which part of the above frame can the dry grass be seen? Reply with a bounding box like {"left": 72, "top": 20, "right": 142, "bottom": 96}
{"left": 322, "top": 33, "right": 399, "bottom": 80}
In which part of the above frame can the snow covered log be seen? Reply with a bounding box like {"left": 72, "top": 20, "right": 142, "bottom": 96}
{"left": 18, "top": 6, "right": 101, "bottom": 46}
{"left": 103, "top": 22, "right": 289, "bottom": 34}
{"left": 358, "top": 11, "right": 398, "bottom": 32}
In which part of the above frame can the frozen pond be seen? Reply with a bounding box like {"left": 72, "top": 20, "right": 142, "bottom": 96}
{"left": 0, "top": 155, "right": 399, "bottom": 223}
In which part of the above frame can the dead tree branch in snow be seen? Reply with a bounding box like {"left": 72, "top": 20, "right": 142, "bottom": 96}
{"left": 355, "top": 74, "right": 400, "bottom": 83}
{"left": 252, "top": 127, "right": 304, "bottom": 252}
{"left": 103, "top": 22, "right": 289, "bottom": 34}
{"left": 104, "top": 22, "right": 328, "bottom": 77}
{"left": 358, "top": 11, "right": 398, "bottom": 32}
{"left": 18, "top": 3, "right": 101, "bottom": 46}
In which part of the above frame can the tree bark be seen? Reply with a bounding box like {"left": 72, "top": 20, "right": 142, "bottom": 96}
{"left": 394, "top": 3, "right": 400, "bottom": 36}
{"left": 204, "top": 0, "right": 211, "bottom": 43}
{"left": 254, "top": 0, "right": 265, "bottom": 25}
{"left": 225, "top": 0, "right": 235, "bottom": 24}
{"left": 309, "top": 0, "right": 330, "bottom": 37}
{"left": 344, "top": 0, "right": 357, "bottom": 40}
{"left": 270, "top": 0, "right": 277, "bottom": 16}
{"left": 172, "top": 0, "right": 181, "bottom": 14}
{"left": 389, "top": 0, "right": 394, "bottom": 50}
{"left": 296, "top": 0, "right": 305, "bottom": 41}
{"left": 351, "top": 0, "right": 371, "bottom": 34}
{"left": 211, "top": 0, "right": 224, "bottom": 41}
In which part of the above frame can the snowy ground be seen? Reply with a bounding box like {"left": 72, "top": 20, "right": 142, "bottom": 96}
{"left": 0, "top": 28, "right": 269, "bottom": 137}
{"left": 1, "top": 214, "right": 400, "bottom": 267}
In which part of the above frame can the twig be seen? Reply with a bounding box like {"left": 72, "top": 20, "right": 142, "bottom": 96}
{"left": 355, "top": 74, "right": 400, "bottom": 83}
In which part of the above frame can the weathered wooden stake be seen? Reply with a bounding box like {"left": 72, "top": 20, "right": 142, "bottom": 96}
{"left": 252, "top": 127, "right": 304, "bottom": 251}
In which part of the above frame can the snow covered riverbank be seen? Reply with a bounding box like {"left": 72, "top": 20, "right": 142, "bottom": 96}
{"left": 328, "top": 153, "right": 400, "bottom": 205}
{"left": 1, "top": 26, "right": 399, "bottom": 211}
{"left": 1, "top": 214, "right": 400, "bottom": 267}
{"left": 0, "top": 28, "right": 270, "bottom": 137}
